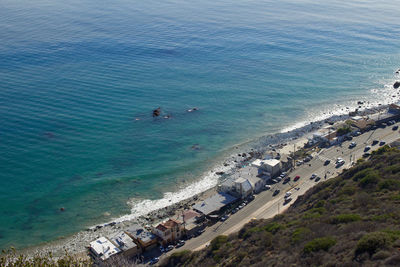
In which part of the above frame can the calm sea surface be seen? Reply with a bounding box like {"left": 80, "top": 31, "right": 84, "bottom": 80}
{"left": 0, "top": 0, "right": 399, "bottom": 249}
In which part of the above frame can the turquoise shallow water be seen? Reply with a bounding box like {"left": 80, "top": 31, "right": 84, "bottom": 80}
{"left": 0, "top": 0, "right": 400, "bottom": 249}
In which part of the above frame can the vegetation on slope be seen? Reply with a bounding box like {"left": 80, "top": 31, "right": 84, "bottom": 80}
{"left": 163, "top": 146, "right": 400, "bottom": 266}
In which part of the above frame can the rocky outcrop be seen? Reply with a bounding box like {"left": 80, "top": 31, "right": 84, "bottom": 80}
{"left": 153, "top": 107, "right": 161, "bottom": 117}
{"left": 393, "top": 81, "right": 400, "bottom": 89}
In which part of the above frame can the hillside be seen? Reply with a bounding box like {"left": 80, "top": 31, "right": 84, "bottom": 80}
{"left": 163, "top": 146, "right": 400, "bottom": 266}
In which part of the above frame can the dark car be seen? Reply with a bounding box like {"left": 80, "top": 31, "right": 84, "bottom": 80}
{"left": 379, "top": 141, "right": 386, "bottom": 146}
{"left": 175, "top": 240, "right": 185, "bottom": 248}
{"left": 294, "top": 175, "right": 300, "bottom": 181}
{"left": 315, "top": 177, "right": 321, "bottom": 182}
{"left": 150, "top": 257, "right": 159, "bottom": 265}
{"left": 324, "top": 159, "right": 330, "bottom": 166}
{"left": 165, "top": 245, "right": 174, "bottom": 252}
{"left": 393, "top": 125, "right": 399, "bottom": 131}
{"left": 284, "top": 197, "right": 292, "bottom": 205}
{"left": 363, "top": 153, "right": 371, "bottom": 158}
{"left": 273, "top": 189, "right": 280, "bottom": 196}
{"left": 283, "top": 177, "right": 291, "bottom": 184}
{"left": 372, "top": 140, "right": 379, "bottom": 146}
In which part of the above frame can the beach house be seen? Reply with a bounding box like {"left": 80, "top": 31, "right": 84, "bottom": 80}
{"left": 193, "top": 192, "right": 237, "bottom": 217}
{"left": 233, "top": 178, "right": 253, "bottom": 198}
{"left": 89, "top": 236, "right": 121, "bottom": 262}
{"left": 125, "top": 225, "right": 158, "bottom": 251}
{"left": 110, "top": 231, "right": 140, "bottom": 258}
{"left": 153, "top": 219, "right": 185, "bottom": 246}
{"left": 176, "top": 209, "right": 204, "bottom": 237}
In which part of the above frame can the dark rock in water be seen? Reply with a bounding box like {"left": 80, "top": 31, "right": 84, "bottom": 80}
{"left": 223, "top": 163, "right": 228, "bottom": 166}
{"left": 60, "top": 207, "right": 65, "bottom": 212}
{"left": 242, "top": 153, "right": 247, "bottom": 157}
{"left": 396, "top": 69, "right": 400, "bottom": 74}
{"left": 153, "top": 107, "right": 161, "bottom": 117}
{"left": 238, "top": 154, "right": 241, "bottom": 156}
{"left": 357, "top": 101, "right": 363, "bottom": 105}
{"left": 394, "top": 81, "right": 400, "bottom": 89}
{"left": 216, "top": 171, "right": 225, "bottom": 175}
{"left": 191, "top": 144, "right": 201, "bottom": 150}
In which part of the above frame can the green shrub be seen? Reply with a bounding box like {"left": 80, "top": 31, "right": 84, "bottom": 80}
{"left": 329, "top": 214, "right": 361, "bottom": 224}
{"left": 355, "top": 232, "right": 391, "bottom": 256}
{"left": 262, "top": 222, "right": 284, "bottom": 234}
{"left": 358, "top": 171, "right": 380, "bottom": 188}
{"left": 378, "top": 179, "right": 400, "bottom": 191}
{"left": 291, "top": 227, "right": 311, "bottom": 244}
{"left": 210, "top": 235, "right": 228, "bottom": 251}
{"left": 337, "top": 125, "right": 351, "bottom": 136}
{"left": 303, "top": 237, "right": 336, "bottom": 254}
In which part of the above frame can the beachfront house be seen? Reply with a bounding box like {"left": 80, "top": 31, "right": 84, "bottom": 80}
{"left": 125, "top": 224, "right": 158, "bottom": 251}
{"left": 110, "top": 231, "right": 140, "bottom": 258}
{"left": 89, "top": 236, "right": 121, "bottom": 262}
{"left": 247, "top": 176, "right": 265, "bottom": 194}
{"left": 233, "top": 178, "right": 253, "bottom": 198}
{"left": 193, "top": 192, "right": 238, "bottom": 218}
{"left": 153, "top": 219, "right": 184, "bottom": 246}
{"left": 280, "top": 154, "right": 293, "bottom": 171}
{"left": 260, "top": 159, "right": 281, "bottom": 177}
{"left": 176, "top": 209, "right": 204, "bottom": 237}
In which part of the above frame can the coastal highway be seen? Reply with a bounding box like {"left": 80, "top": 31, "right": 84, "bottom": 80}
{"left": 163, "top": 122, "right": 400, "bottom": 259}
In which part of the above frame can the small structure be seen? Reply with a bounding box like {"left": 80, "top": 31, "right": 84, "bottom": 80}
{"left": 246, "top": 176, "right": 265, "bottom": 193}
{"left": 261, "top": 159, "right": 281, "bottom": 177}
{"left": 177, "top": 210, "right": 204, "bottom": 237}
{"left": 193, "top": 192, "right": 237, "bottom": 216}
{"left": 153, "top": 219, "right": 184, "bottom": 246}
{"left": 280, "top": 154, "right": 293, "bottom": 171}
{"left": 110, "top": 231, "right": 140, "bottom": 258}
{"left": 234, "top": 178, "right": 253, "bottom": 198}
{"left": 125, "top": 225, "right": 158, "bottom": 251}
{"left": 369, "top": 111, "right": 400, "bottom": 125}
{"left": 89, "top": 237, "right": 121, "bottom": 262}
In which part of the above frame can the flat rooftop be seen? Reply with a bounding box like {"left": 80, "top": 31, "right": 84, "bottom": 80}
{"left": 193, "top": 192, "right": 237, "bottom": 215}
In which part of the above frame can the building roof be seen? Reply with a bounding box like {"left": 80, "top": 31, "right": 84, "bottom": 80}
{"left": 155, "top": 219, "right": 182, "bottom": 232}
{"left": 235, "top": 178, "right": 253, "bottom": 192}
{"left": 263, "top": 159, "right": 280, "bottom": 167}
{"left": 90, "top": 237, "right": 120, "bottom": 261}
{"left": 110, "top": 231, "right": 137, "bottom": 252}
{"left": 193, "top": 192, "right": 237, "bottom": 215}
{"left": 125, "top": 225, "right": 157, "bottom": 244}
{"left": 246, "top": 176, "right": 263, "bottom": 188}
{"left": 183, "top": 210, "right": 201, "bottom": 222}
{"left": 251, "top": 159, "right": 264, "bottom": 167}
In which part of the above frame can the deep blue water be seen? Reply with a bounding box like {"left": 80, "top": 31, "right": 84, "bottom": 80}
{"left": 0, "top": 0, "right": 399, "bottom": 249}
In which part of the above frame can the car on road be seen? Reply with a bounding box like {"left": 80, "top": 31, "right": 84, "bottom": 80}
{"left": 284, "top": 191, "right": 292, "bottom": 198}
{"left": 393, "top": 125, "right": 399, "bottom": 131}
{"left": 160, "top": 246, "right": 165, "bottom": 253}
{"left": 315, "top": 177, "right": 321, "bottom": 182}
{"left": 276, "top": 177, "right": 282, "bottom": 182}
{"left": 165, "top": 245, "right": 174, "bottom": 252}
{"left": 150, "top": 257, "right": 159, "bottom": 265}
{"left": 284, "top": 197, "right": 292, "bottom": 204}
{"left": 304, "top": 157, "right": 310, "bottom": 162}
{"left": 379, "top": 141, "right": 386, "bottom": 146}
{"left": 364, "top": 146, "right": 371, "bottom": 152}
{"left": 336, "top": 158, "right": 345, "bottom": 167}
{"left": 349, "top": 142, "right": 356, "bottom": 148}
{"left": 220, "top": 215, "right": 229, "bottom": 222}
{"left": 324, "top": 159, "right": 331, "bottom": 166}
{"left": 283, "top": 177, "right": 291, "bottom": 184}
{"left": 273, "top": 189, "right": 280, "bottom": 196}
{"left": 296, "top": 161, "right": 302, "bottom": 166}
{"left": 265, "top": 185, "right": 271, "bottom": 190}
{"left": 363, "top": 153, "right": 370, "bottom": 158}
{"left": 372, "top": 140, "right": 379, "bottom": 145}
{"left": 294, "top": 175, "right": 300, "bottom": 181}
{"left": 271, "top": 179, "right": 278, "bottom": 184}
{"left": 281, "top": 172, "right": 287, "bottom": 177}
{"left": 354, "top": 131, "right": 361, "bottom": 136}
{"left": 310, "top": 174, "right": 317, "bottom": 180}
{"left": 175, "top": 240, "right": 185, "bottom": 248}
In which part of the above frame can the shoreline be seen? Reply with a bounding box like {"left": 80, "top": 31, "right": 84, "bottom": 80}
{"left": 18, "top": 100, "right": 396, "bottom": 258}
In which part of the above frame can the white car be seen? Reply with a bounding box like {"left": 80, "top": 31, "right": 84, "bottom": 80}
{"left": 265, "top": 185, "right": 271, "bottom": 190}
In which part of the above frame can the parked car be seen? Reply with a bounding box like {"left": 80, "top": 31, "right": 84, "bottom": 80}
{"left": 284, "top": 197, "right": 292, "bottom": 204}
{"left": 336, "top": 158, "right": 345, "bottom": 167}
{"left": 354, "top": 131, "right": 361, "bottom": 136}
{"left": 379, "top": 141, "right": 386, "bottom": 146}
{"left": 363, "top": 153, "right": 371, "bottom": 158}
{"left": 284, "top": 191, "right": 292, "bottom": 198}
{"left": 281, "top": 172, "right": 287, "bottom": 177}
{"left": 296, "top": 161, "right": 302, "bottom": 166}
{"left": 349, "top": 142, "right": 356, "bottom": 148}
{"left": 160, "top": 246, "right": 165, "bottom": 253}
{"left": 364, "top": 146, "right": 371, "bottom": 152}
{"left": 165, "top": 245, "right": 174, "bottom": 252}
{"left": 315, "top": 177, "right": 321, "bottom": 182}
{"left": 283, "top": 177, "right": 291, "bottom": 184}
{"left": 324, "top": 159, "right": 331, "bottom": 166}
{"left": 276, "top": 177, "right": 282, "bottom": 182}
{"left": 392, "top": 125, "right": 398, "bottom": 131}
{"left": 272, "top": 179, "right": 278, "bottom": 184}
{"left": 273, "top": 189, "right": 280, "bottom": 196}
{"left": 175, "top": 240, "right": 185, "bottom": 248}
{"left": 294, "top": 175, "right": 300, "bottom": 181}
{"left": 372, "top": 140, "right": 379, "bottom": 145}
{"left": 310, "top": 174, "right": 317, "bottom": 180}
{"left": 304, "top": 157, "right": 310, "bottom": 162}
{"left": 265, "top": 185, "right": 271, "bottom": 190}
{"left": 220, "top": 215, "right": 229, "bottom": 222}
{"left": 150, "top": 257, "right": 159, "bottom": 265}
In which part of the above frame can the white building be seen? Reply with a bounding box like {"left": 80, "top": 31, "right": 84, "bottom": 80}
{"left": 234, "top": 178, "right": 253, "bottom": 198}
{"left": 261, "top": 159, "right": 281, "bottom": 177}
{"left": 110, "top": 231, "right": 140, "bottom": 258}
{"left": 89, "top": 237, "right": 121, "bottom": 261}
{"left": 247, "top": 176, "right": 265, "bottom": 193}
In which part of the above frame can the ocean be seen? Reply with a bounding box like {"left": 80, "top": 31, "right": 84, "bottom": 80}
{"left": 0, "top": 0, "right": 399, "bottom": 249}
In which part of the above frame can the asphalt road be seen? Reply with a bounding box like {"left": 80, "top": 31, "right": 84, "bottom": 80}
{"left": 161, "top": 122, "right": 400, "bottom": 260}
